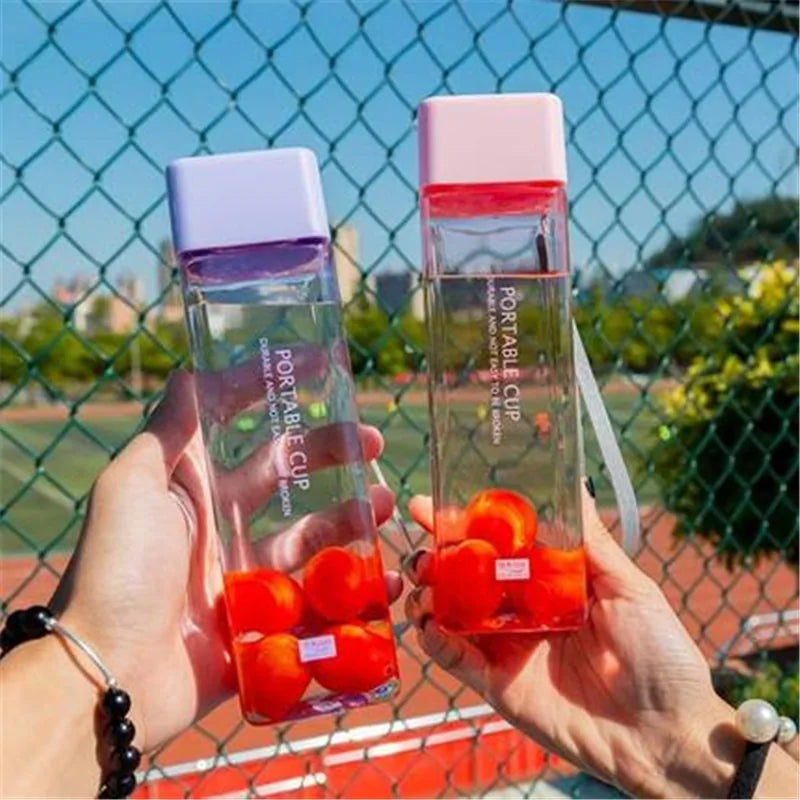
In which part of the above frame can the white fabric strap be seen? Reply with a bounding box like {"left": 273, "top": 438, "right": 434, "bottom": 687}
{"left": 573, "top": 320, "right": 641, "bottom": 554}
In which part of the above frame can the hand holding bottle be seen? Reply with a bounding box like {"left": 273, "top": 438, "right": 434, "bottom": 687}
{"left": 48, "top": 370, "right": 402, "bottom": 751}
{"left": 405, "top": 486, "right": 750, "bottom": 798}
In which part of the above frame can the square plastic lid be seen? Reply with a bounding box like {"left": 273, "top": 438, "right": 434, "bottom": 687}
{"left": 418, "top": 93, "right": 567, "bottom": 187}
{"left": 166, "top": 148, "right": 330, "bottom": 254}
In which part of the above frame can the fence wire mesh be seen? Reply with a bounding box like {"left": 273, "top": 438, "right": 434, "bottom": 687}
{"left": 1, "top": 1, "right": 798, "bottom": 798}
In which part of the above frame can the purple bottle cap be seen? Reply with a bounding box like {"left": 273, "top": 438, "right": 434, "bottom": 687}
{"left": 166, "top": 148, "right": 330, "bottom": 255}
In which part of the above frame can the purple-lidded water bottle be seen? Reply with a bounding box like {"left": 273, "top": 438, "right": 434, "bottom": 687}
{"left": 166, "top": 149, "right": 399, "bottom": 725}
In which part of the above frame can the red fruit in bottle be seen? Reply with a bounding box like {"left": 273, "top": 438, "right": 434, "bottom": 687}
{"left": 303, "top": 546, "right": 368, "bottom": 622}
{"left": 236, "top": 633, "right": 311, "bottom": 721}
{"left": 434, "top": 539, "right": 503, "bottom": 630}
{"left": 223, "top": 568, "right": 304, "bottom": 636}
{"left": 310, "top": 623, "right": 398, "bottom": 694}
{"left": 465, "top": 489, "right": 538, "bottom": 556}
{"left": 434, "top": 505, "right": 469, "bottom": 545}
{"left": 361, "top": 551, "right": 390, "bottom": 621}
{"left": 509, "top": 546, "right": 587, "bottom": 624}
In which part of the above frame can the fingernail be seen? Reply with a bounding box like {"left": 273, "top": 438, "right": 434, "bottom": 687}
{"left": 401, "top": 551, "right": 422, "bottom": 576}
{"left": 585, "top": 476, "right": 596, "bottom": 499}
{"left": 418, "top": 612, "right": 433, "bottom": 632}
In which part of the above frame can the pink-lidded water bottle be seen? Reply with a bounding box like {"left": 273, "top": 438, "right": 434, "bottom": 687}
{"left": 419, "top": 94, "right": 588, "bottom": 635}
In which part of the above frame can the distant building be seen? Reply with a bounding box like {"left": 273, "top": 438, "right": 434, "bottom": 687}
{"left": 410, "top": 272, "right": 425, "bottom": 320}
{"left": 375, "top": 272, "right": 411, "bottom": 316}
{"left": 158, "top": 240, "right": 184, "bottom": 323}
{"left": 107, "top": 276, "right": 145, "bottom": 333}
{"left": 52, "top": 275, "right": 92, "bottom": 331}
{"left": 333, "top": 225, "right": 374, "bottom": 304}
{"left": 373, "top": 271, "right": 426, "bottom": 320}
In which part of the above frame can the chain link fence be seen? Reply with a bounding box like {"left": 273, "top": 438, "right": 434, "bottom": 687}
{"left": 2, "top": 1, "right": 798, "bottom": 797}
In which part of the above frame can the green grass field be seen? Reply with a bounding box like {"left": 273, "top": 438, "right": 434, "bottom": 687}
{"left": 0, "top": 393, "right": 661, "bottom": 555}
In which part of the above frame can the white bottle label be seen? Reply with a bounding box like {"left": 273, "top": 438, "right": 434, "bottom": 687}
{"left": 299, "top": 634, "right": 337, "bottom": 663}
{"left": 495, "top": 558, "right": 531, "bottom": 581}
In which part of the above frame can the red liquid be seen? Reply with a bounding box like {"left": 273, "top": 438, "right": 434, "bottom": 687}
{"left": 223, "top": 546, "right": 399, "bottom": 724}
{"left": 432, "top": 489, "right": 588, "bottom": 634}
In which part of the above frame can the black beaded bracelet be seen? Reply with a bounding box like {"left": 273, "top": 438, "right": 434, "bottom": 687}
{"left": 1, "top": 606, "right": 141, "bottom": 799}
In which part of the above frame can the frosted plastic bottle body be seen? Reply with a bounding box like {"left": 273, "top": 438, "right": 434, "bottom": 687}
{"left": 179, "top": 237, "right": 399, "bottom": 724}
{"left": 422, "top": 181, "right": 587, "bottom": 634}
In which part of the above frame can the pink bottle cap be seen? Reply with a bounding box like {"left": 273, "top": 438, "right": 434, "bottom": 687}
{"left": 418, "top": 93, "right": 567, "bottom": 188}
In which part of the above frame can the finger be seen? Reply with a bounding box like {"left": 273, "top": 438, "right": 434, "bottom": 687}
{"left": 401, "top": 549, "right": 434, "bottom": 586}
{"left": 214, "top": 423, "right": 383, "bottom": 520}
{"left": 405, "top": 587, "right": 488, "bottom": 695}
{"left": 418, "top": 621, "right": 488, "bottom": 695}
{"left": 273, "top": 422, "right": 383, "bottom": 479}
{"left": 408, "top": 495, "right": 434, "bottom": 532}
{"left": 384, "top": 570, "right": 403, "bottom": 605}
{"left": 370, "top": 484, "right": 395, "bottom": 528}
{"left": 115, "top": 369, "right": 198, "bottom": 488}
{"left": 405, "top": 584, "right": 433, "bottom": 628}
{"left": 254, "top": 490, "right": 391, "bottom": 572}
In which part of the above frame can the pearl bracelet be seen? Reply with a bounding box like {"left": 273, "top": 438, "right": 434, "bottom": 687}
{"left": 727, "top": 698, "right": 797, "bottom": 799}
{"left": 735, "top": 698, "right": 797, "bottom": 745}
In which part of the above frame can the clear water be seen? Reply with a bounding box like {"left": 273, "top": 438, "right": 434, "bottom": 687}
{"left": 184, "top": 282, "right": 398, "bottom": 722}
{"left": 427, "top": 273, "right": 582, "bottom": 550}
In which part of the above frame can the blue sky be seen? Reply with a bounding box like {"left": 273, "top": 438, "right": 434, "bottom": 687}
{"left": 1, "top": 0, "right": 798, "bottom": 308}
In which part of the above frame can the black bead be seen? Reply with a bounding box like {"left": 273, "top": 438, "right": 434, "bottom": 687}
{"left": 20, "top": 606, "right": 50, "bottom": 637}
{"left": 0, "top": 626, "right": 22, "bottom": 653}
{"left": 105, "top": 771, "right": 136, "bottom": 797}
{"left": 112, "top": 745, "right": 141, "bottom": 773}
{"left": 5, "top": 610, "right": 25, "bottom": 634}
{"left": 106, "top": 717, "right": 136, "bottom": 746}
{"left": 102, "top": 688, "right": 131, "bottom": 719}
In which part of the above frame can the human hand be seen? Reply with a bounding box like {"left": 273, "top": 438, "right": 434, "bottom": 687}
{"left": 50, "top": 369, "right": 402, "bottom": 752}
{"left": 405, "top": 486, "right": 745, "bottom": 798}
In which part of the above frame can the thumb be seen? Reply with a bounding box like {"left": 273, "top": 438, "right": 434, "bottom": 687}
{"left": 581, "top": 481, "right": 648, "bottom": 598}
{"left": 115, "top": 370, "right": 199, "bottom": 488}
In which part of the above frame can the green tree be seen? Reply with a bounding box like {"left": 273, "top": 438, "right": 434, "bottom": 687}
{"left": 138, "top": 322, "right": 187, "bottom": 379}
{"left": 345, "top": 302, "right": 391, "bottom": 376}
{"left": 86, "top": 295, "right": 111, "bottom": 332}
{"left": 654, "top": 261, "right": 799, "bottom": 567}
{"left": 647, "top": 196, "right": 798, "bottom": 268}
{"left": 23, "top": 306, "right": 98, "bottom": 388}
{"left": 717, "top": 660, "right": 799, "bottom": 723}
{"left": 575, "top": 286, "right": 681, "bottom": 373}
{"left": 90, "top": 331, "right": 132, "bottom": 377}
{"left": 0, "top": 318, "right": 25, "bottom": 385}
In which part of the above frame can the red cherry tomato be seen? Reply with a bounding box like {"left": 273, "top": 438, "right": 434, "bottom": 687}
{"left": 361, "top": 549, "right": 390, "bottom": 621}
{"left": 303, "top": 546, "right": 368, "bottom": 623}
{"left": 434, "top": 539, "right": 503, "bottom": 630}
{"left": 434, "top": 505, "right": 469, "bottom": 545}
{"left": 223, "top": 568, "right": 304, "bottom": 636}
{"left": 465, "top": 489, "right": 538, "bottom": 556}
{"left": 236, "top": 633, "right": 311, "bottom": 722}
{"left": 509, "top": 546, "right": 587, "bottom": 625}
{"left": 310, "top": 623, "right": 398, "bottom": 694}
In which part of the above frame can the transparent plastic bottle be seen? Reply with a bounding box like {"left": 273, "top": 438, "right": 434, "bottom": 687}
{"left": 418, "top": 94, "right": 587, "bottom": 634}
{"left": 166, "top": 149, "right": 399, "bottom": 724}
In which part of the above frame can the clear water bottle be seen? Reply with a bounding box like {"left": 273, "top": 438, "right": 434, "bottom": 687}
{"left": 418, "top": 94, "right": 587, "bottom": 634}
{"left": 166, "top": 148, "right": 399, "bottom": 724}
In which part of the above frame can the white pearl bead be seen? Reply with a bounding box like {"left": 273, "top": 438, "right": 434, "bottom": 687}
{"left": 735, "top": 699, "right": 781, "bottom": 743}
{"left": 777, "top": 716, "right": 797, "bottom": 745}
